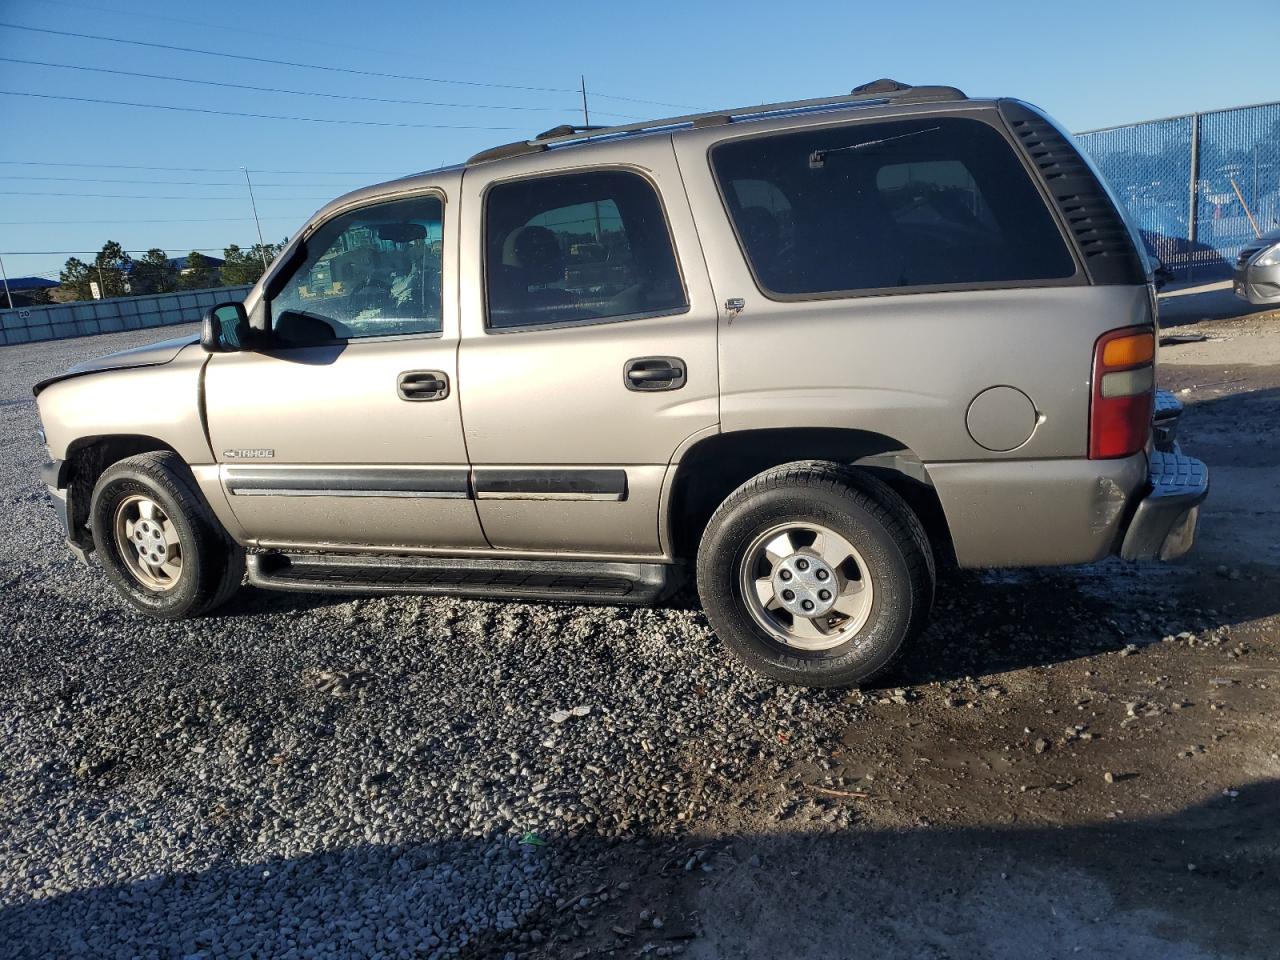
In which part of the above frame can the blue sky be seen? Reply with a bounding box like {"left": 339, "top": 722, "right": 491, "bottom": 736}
{"left": 1, "top": 0, "right": 1274, "bottom": 282}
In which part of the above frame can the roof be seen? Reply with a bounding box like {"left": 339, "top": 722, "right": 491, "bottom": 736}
{"left": 4, "top": 276, "right": 58, "bottom": 291}
{"left": 300, "top": 80, "right": 971, "bottom": 240}
{"left": 466, "top": 79, "right": 968, "bottom": 165}
{"left": 169, "top": 254, "right": 224, "bottom": 269}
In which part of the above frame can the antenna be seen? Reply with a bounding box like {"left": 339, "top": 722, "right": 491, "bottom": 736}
{"left": 242, "top": 167, "right": 268, "bottom": 269}
{"left": 580, "top": 75, "right": 590, "bottom": 127}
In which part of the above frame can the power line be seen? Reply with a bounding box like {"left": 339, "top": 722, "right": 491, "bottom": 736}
{"left": 2, "top": 248, "right": 237, "bottom": 254}
{"left": 0, "top": 217, "right": 302, "bottom": 225}
{"left": 33, "top": 0, "right": 536, "bottom": 63}
{"left": 0, "top": 190, "right": 332, "bottom": 200}
{"left": 0, "top": 175, "right": 368, "bottom": 187}
{"left": 0, "top": 161, "right": 407, "bottom": 175}
{"left": 0, "top": 90, "right": 522, "bottom": 130}
{"left": 0, "top": 56, "right": 610, "bottom": 115}
{"left": 0, "top": 21, "right": 697, "bottom": 108}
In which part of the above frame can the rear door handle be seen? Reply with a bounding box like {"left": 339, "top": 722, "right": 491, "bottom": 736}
{"left": 397, "top": 370, "right": 449, "bottom": 401}
{"left": 624, "top": 357, "right": 686, "bottom": 392}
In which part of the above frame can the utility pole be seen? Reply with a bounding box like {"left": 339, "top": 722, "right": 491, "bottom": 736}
{"left": 0, "top": 254, "right": 14, "bottom": 310}
{"left": 0, "top": 254, "right": 13, "bottom": 310}
{"left": 580, "top": 74, "right": 603, "bottom": 241}
{"left": 97, "top": 262, "right": 108, "bottom": 299}
{"left": 243, "top": 167, "right": 269, "bottom": 269}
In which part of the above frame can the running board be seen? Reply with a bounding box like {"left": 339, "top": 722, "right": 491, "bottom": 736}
{"left": 246, "top": 551, "right": 675, "bottom": 605}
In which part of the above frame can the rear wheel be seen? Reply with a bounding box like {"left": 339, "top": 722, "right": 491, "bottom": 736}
{"left": 89, "top": 451, "right": 244, "bottom": 618}
{"left": 697, "top": 461, "right": 934, "bottom": 688}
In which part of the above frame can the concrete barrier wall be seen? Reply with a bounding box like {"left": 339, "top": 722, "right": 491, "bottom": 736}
{"left": 0, "top": 286, "right": 252, "bottom": 346}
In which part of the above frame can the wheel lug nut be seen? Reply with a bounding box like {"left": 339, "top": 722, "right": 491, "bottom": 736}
{"left": 819, "top": 589, "right": 832, "bottom": 601}
{"left": 796, "top": 558, "right": 809, "bottom": 571}
{"left": 802, "top": 599, "right": 814, "bottom": 611}
{"left": 782, "top": 589, "right": 795, "bottom": 602}
{"left": 815, "top": 569, "right": 829, "bottom": 581}
{"left": 779, "top": 569, "right": 792, "bottom": 581}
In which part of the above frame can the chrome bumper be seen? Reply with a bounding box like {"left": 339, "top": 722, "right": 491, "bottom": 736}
{"left": 1119, "top": 391, "right": 1208, "bottom": 561}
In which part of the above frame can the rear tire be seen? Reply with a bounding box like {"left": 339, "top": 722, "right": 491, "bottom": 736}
{"left": 89, "top": 451, "right": 244, "bottom": 619}
{"left": 696, "top": 461, "right": 934, "bottom": 688}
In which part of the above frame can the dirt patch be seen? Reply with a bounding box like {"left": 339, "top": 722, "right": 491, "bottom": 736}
{"left": 547, "top": 319, "right": 1280, "bottom": 960}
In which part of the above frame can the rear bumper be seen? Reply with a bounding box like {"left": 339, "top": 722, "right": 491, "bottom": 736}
{"left": 1118, "top": 446, "right": 1208, "bottom": 560}
{"left": 1120, "top": 390, "right": 1207, "bottom": 561}
{"left": 931, "top": 389, "right": 1206, "bottom": 568}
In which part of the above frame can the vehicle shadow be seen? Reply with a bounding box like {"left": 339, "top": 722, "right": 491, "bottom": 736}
{"left": 4, "top": 780, "right": 1276, "bottom": 959}
{"left": 212, "top": 583, "right": 355, "bottom": 620}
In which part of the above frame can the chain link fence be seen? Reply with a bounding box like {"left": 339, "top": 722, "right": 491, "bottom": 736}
{"left": 1077, "top": 101, "right": 1280, "bottom": 282}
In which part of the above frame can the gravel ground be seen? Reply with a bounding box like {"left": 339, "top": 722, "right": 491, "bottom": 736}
{"left": 2, "top": 320, "right": 1278, "bottom": 959}
{"left": 1, "top": 326, "right": 858, "bottom": 958}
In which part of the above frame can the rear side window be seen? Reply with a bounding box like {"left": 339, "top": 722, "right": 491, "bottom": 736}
{"left": 711, "top": 116, "right": 1077, "bottom": 298}
{"left": 484, "top": 169, "right": 686, "bottom": 330}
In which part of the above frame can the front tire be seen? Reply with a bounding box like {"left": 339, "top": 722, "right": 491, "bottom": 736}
{"left": 89, "top": 451, "right": 244, "bottom": 618}
{"left": 696, "top": 462, "right": 934, "bottom": 688}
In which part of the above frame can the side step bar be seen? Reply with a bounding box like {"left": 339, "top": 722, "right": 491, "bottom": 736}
{"left": 246, "top": 551, "right": 676, "bottom": 605}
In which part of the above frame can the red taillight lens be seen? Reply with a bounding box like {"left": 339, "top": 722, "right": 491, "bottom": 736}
{"left": 1089, "top": 326, "right": 1155, "bottom": 459}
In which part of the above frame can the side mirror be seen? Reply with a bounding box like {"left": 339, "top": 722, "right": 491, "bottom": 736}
{"left": 202, "top": 301, "right": 251, "bottom": 353}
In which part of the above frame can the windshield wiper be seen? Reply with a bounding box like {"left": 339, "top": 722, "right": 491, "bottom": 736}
{"left": 808, "top": 126, "right": 941, "bottom": 169}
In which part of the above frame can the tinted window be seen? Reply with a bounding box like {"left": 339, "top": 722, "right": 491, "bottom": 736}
{"left": 484, "top": 170, "right": 686, "bottom": 329}
{"left": 270, "top": 194, "right": 443, "bottom": 344}
{"left": 712, "top": 117, "right": 1076, "bottom": 297}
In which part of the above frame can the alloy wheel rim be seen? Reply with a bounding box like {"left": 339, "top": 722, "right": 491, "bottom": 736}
{"left": 113, "top": 494, "right": 183, "bottom": 592}
{"left": 738, "top": 522, "right": 874, "bottom": 652}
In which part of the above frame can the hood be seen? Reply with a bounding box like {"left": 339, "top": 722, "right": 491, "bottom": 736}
{"left": 33, "top": 333, "right": 200, "bottom": 396}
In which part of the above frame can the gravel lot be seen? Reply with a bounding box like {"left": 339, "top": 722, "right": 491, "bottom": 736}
{"left": 2, "top": 317, "right": 1278, "bottom": 959}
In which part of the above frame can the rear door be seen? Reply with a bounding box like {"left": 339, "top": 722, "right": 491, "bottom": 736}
{"left": 457, "top": 140, "right": 719, "bottom": 557}
{"left": 204, "top": 181, "right": 487, "bottom": 550}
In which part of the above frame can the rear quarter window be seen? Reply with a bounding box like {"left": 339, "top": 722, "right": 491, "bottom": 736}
{"left": 711, "top": 116, "right": 1077, "bottom": 298}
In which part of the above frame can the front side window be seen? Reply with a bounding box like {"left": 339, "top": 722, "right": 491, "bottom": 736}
{"left": 484, "top": 169, "right": 686, "bottom": 330}
{"left": 712, "top": 117, "right": 1077, "bottom": 297}
{"left": 270, "top": 194, "right": 444, "bottom": 344}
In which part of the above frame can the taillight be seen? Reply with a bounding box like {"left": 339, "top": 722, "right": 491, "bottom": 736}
{"left": 1089, "top": 326, "right": 1155, "bottom": 459}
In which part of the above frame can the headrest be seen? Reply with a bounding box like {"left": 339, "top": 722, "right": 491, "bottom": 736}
{"left": 737, "top": 206, "right": 781, "bottom": 247}
{"left": 502, "top": 225, "right": 564, "bottom": 285}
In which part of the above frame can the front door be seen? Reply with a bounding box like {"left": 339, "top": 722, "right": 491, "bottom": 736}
{"left": 458, "top": 144, "right": 720, "bottom": 557}
{"left": 204, "top": 184, "right": 486, "bottom": 550}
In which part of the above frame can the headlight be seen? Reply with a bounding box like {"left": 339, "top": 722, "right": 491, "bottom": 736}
{"left": 1255, "top": 243, "right": 1280, "bottom": 267}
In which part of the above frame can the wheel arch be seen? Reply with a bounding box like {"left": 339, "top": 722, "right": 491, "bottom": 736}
{"left": 63, "top": 434, "right": 181, "bottom": 549}
{"left": 664, "top": 427, "right": 954, "bottom": 566}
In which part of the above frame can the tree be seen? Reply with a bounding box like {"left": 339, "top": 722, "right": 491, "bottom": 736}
{"left": 57, "top": 241, "right": 132, "bottom": 301}
{"left": 58, "top": 257, "right": 93, "bottom": 302}
{"left": 130, "top": 248, "right": 178, "bottom": 295}
{"left": 221, "top": 240, "right": 285, "bottom": 286}
{"left": 178, "top": 251, "right": 219, "bottom": 290}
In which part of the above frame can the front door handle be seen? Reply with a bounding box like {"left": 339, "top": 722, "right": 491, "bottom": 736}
{"left": 624, "top": 357, "right": 686, "bottom": 392}
{"left": 397, "top": 370, "right": 449, "bottom": 401}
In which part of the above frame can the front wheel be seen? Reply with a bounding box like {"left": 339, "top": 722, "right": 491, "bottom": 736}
{"left": 696, "top": 462, "right": 934, "bottom": 688}
{"left": 89, "top": 451, "right": 244, "bottom": 618}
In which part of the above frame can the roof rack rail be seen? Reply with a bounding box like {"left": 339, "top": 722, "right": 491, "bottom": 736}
{"left": 466, "top": 80, "right": 967, "bottom": 165}
{"left": 534, "top": 123, "right": 607, "bottom": 140}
